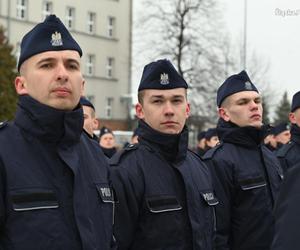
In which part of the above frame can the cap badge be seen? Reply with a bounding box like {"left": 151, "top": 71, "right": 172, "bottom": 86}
{"left": 244, "top": 81, "right": 252, "bottom": 90}
{"left": 160, "top": 73, "right": 169, "bottom": 85}
{"left": 51, "top": 31, "right": 63, "bottom": 46}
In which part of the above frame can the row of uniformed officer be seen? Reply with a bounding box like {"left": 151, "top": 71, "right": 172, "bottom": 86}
{"left": 0, "top": 15, "right": 115, "bottom": 249}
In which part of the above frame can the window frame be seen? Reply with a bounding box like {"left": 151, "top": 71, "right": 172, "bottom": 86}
{"left": 16, "top": 0, "right": 27, "bottom": 20}
{"left": 42, "top": 1, "right": 53, "bottom": 20}
{"left": 87, "top": 12, "right": 96, "bottom": 34}
{"left": 65, "top": 7, "right": 75, "bottom": 30}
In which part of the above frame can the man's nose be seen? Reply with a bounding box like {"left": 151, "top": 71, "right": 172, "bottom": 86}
{"left": 250, "top": 100, "right": 259, "bottom": 110}
{"left": 164, "top": 102, "right": 174, "bottom": 115}
{"left": 56, "top": 63, "right": 69, "bottom": 82}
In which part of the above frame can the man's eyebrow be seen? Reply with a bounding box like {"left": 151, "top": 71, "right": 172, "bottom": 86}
{"left": 150, "top": 94, "right": 184, "bottom": 99}
{"left": 236, "top": 96, "right": 261, "bottom": 102}
{"left": 66, "top": 58, "right": 80, "bottom": 65}
{"left": 150, "top": 95, "right": 164, "bottom": 99}
{"left": 36, "top": 57, "right": 55, "bottom": 65}
{"left": 235, "top": 98, "right": 250, "bottom": 102}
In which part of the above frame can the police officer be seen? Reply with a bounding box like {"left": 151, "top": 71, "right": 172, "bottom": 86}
{"left": 0, "top": 15, "right": 114, "bottom": 249}
{"left": 277, "top": 91, "right": 300, "bottom": 172}
{"left": 99, "top": 126, "right": 117, "bottom": 158}
{"left": 196, "top": 130, "right": 207, "bottom": 156}
{"left": 273, "top": 123, "right": 291, "bottom": 149}
{"left": 203, "top": 70, "right": 283, "bottom": 250}
{"left": 204, "top": 128, "right": 219, "bottom": 150}
{"left": 272, "top": 161, "right": 300, "bottom": 250}
{"left": 110, "top": 59, "right": 218, "bottom": 250}
{"left": 80, "top": 96, "right": 99, "bottom": 141}
{"left": 264, "top": 125, "right": 277, "bottom": 151}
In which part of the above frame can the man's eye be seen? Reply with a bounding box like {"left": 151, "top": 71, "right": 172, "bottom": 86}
{"left": 173, "top": 99, "right": 182, "bottom": 104}
{"left": 41, "top": 63, "right": 52, "bottom": 69}
{"left": 153, "top": 100, "right": 162, "bottom": 104}
{"left": 255, "top": 99, "right": 261, "bottom": 104}
{"left": 68, "top": 64, "right": 79, "bottom": 70}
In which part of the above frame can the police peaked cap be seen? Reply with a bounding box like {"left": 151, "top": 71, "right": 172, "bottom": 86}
{"left": 80, "top": 96, "right": 95, "bottom": 111}
{"left": 197, "top": 131, "right": 206, "bottom": 141}
{"left": 205, "top": 128, "right": 218, "bottom": 140}
{"left": 138, "top": 59, "right": 188, "bottom": 91}
{"left": 99, "top": 126, "right": 114, "bottom": 138}
{"left": 18, "top": 14, "right": 82, "bottom": 71}
{"left": 291, "top": 91, "right": 300, "bottom": 112}
{"left": 273, "top": 123, "right": 290, "bottom": 136}
{"left": 217, "top": 70, "right": 259, "bottom": 107}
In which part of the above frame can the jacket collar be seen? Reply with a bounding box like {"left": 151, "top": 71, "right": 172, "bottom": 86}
{"left": 217, "top": 118, "right": 265, "bottom": 148}
{"left": 15, "top": 95, "right": 83, "bottom": 145}
{"left": 138, "top": 119, "right": 188, "bottom": 163}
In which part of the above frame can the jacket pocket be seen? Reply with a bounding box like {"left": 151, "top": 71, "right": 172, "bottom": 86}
{"left": 10, "top": 188, "right": 58, "bottom": 212}
{"left": 239, "top": 176, "right": 266, "bottom": 190}
{"left": 146, "top": 195, "right": 182, "bottom": 213}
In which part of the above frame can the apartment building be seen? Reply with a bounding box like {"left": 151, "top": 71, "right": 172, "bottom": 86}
{"left": 0, "top": 0, "right": 133, "bottom": 130}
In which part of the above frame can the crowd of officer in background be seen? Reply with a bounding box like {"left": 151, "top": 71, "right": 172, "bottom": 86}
{"left": 1, "top": 13, "right": 300, "bottom": 250}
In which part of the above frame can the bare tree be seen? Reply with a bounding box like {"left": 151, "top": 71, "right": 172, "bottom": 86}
{"left": 134, "top": 0, "right": 227, "bottom": 124}
{"left": 133, "top": 0, "right": 275, "bottom": 127}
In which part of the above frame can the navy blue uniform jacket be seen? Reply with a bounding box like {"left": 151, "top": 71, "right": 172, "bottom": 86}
{"left": 272, "top": 161, "right": 300, "bottom": 250}
{"left": 0, "top": 95, "right": 114, "bottom": 250}
{"left": 110, "top": 120, "right": 218, "bottom": 250}
{"left": 203, "top": 120, "right": 283, "bottom": 250}
{"left": 276, "top": 124, "right": 300, "bottom": 172}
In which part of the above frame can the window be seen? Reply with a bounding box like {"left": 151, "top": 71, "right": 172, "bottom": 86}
{"left": 105, "top": 97, "right": 113, "bottom": 118}
{"left": 66, "top": 7, "right": 75, "bottom": 30}
{"left": 106, "top": 57, "right": 115, "bottom": 78}
{"left": 16, "top": 0, "right": 27, "bottom": 20}
{"left": 86, "top": 54, "right": 95, "bottom": 76}
{"left": 42, "top": 1, "right": 53, "bottom": 20}
{"left": 107, "top": 16, "right": 115, "bottom": 38}
{"left": 87, "top": 12, "right": 96, "bottom": 34}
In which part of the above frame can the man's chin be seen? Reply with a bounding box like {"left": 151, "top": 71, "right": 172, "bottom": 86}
{"left": 250, "top": 121, "right": 263, "bottom": 129}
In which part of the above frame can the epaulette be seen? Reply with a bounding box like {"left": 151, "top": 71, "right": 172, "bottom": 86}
{"left": 109, "top": 143, "right": 138, "bottom": 166}
{"left": 276, "top": 141, "right": 294, "bottom": 158}
{"left": 0, "top": 121, "right": 8, "bottom": 130}
{"left": 202, "top": 143, "right": 223, "bottom": 160}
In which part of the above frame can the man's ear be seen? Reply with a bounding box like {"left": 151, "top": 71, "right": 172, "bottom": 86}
{"left": 289, "top": 112, "right": 296, "bottom": 124}
{"left": 80, "top": 79, "right": 85, "bottom": 96}
{"left": 135, "top": 103, "right": 145, "bottom": 119}
{"left": 186, "top": 102, "right": 191, "bottom": 118}
{"left": 92, "top": 118, "right": 99, "bottom": 130}
{"left": 218, "top": 107, "right": 230, "bottom": 122}
{"left": 15, "top": 76, "right": 28, "bottom": 95}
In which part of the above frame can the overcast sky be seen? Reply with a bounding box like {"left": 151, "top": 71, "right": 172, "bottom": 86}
{"left": 220, "top": 0, "right": 300, "bottom": 101}
{"left": 132, "top": 0, "right": 300, "bottom": 105}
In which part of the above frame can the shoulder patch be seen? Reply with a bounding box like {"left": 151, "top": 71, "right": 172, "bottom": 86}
{"left": 0, "top": 121, "right": 8, "bottom": 130}
{"left": 202, "top": 143, "right": 223, "bottom": 160}
{"left": 109, "top": 144, "right": 138, "bottom": 166}
{"left": 276, "top": 141, "right": 294, "bottom": 158}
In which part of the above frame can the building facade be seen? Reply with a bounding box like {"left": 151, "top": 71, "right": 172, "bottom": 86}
{"left": 0, "top": 0, "right": 133, "bottom": 130}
